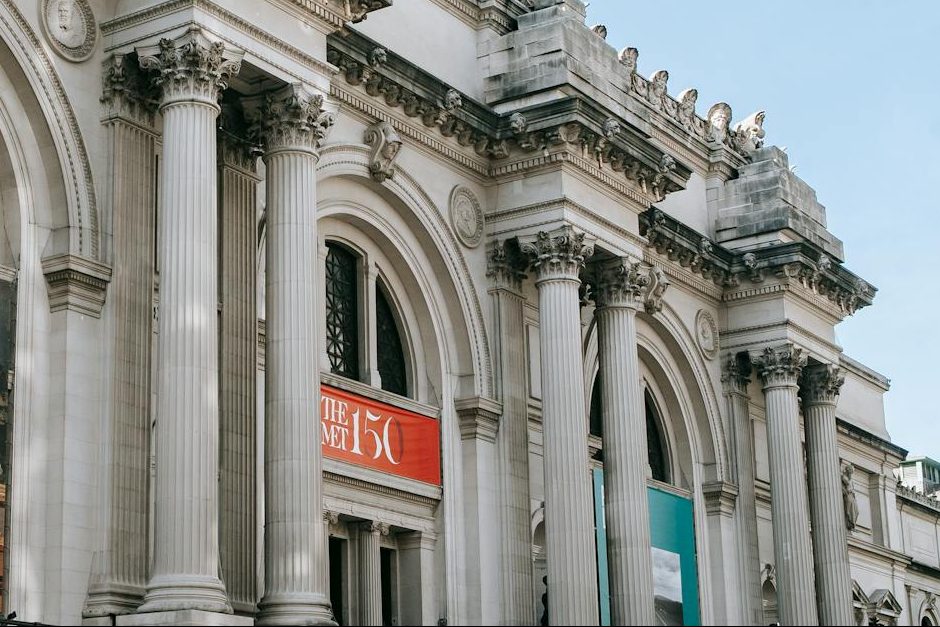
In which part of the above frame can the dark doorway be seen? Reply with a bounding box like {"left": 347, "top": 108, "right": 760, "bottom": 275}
{"left": 380, "top": 547, "right": 396, "bottom": 626}
{"left": 0, "top": 277, "right": 15, "bottom": 616}
{"left": 329, "top": 537, "right": 347, "bottom": 625}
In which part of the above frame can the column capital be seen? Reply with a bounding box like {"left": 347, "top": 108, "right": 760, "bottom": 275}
{"left": 101, "top": 53, "right": 158, "bottom": 127}
{"left": 591, "top": 258, "right": 647, "bottom": 310}
{"left": 486, "top": 239, "right": 527, "bottom": 291}
{"left": 244, "top": 84, "right": 335, "bottom": 156}
{"left": 137, "top": 27, "right": 243, "bottom": 109}
{"left": 752, "top": 344, "right": 807, "bottom": 388}
{"left": 360, "top": 520, "right": 390, "bottom": 536}
{"left": 800, "top": 364, "right": 845, "bottom": 406}
{"left": 518, "top": 226, "right": 595, "bottom": 283}
{"left": 721, "top": 352, "right": 752, "bottom": 393}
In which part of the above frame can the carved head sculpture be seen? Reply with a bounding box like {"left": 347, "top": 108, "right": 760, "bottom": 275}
{"left": 591, "top": 24, "right": 608, "bottom": 39}
{"left": 57, "top": 0, "right": 74, "bottom": 30}
{"left": 618, "top": 47, "right": 638, "bottom": 74}
{"left": 368, "top": 46, "right": 387, "bottom": 67}
{"left": 733, "top": 110, "right": 767, "bottom": 154}
{"left": 707, "top": 103, "right": 732, "bottom": 142}
{"left": 602, "top": 118, "right": 621, "bottom": 139}
{"left": 651, "top": 70, "right": 669, "bottom": 91}
{"left": 677, "top": 88, "right": 698, "bottom": 117}
{"left": 443, "top": 89, "right": 462, "bottom": 112}
{"left": 509, "top": 112, "right": 528, "bottom": 135}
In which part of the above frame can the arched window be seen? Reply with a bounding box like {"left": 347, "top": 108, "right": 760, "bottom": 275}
{"left": 325, "top": 242, "right": 360, "bottom": 379}
{"left": 376, "top": 282, "right": 407, "bottom": 396}
{"left": 587, "top": 379, "right": 670, "bottom": 483}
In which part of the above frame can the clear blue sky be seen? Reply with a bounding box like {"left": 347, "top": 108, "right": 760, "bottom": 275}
{"left": 585, "top": 1, "right": 939, "bottom": 458}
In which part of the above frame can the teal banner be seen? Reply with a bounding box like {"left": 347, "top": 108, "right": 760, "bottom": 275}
{"left": 648, "top": 486, "right": 700, "bottom": 626}
{"left": 592, "top": 468, "right": 611, "bottom": 626}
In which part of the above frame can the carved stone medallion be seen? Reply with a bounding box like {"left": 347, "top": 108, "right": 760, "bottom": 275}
{"left": 449, "top": 186, "right": 483, "bottom": 248}
{"left": 40, "top": 0, "right": 97, "bottom": 62}
{"left": 695, "top": 309, "right": 719, "bottom": 360}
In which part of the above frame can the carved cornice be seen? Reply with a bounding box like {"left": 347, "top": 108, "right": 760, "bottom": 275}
{"left": 752, "top": 344, "right": 806, "bottom": 388}
{"left": 283, "top": 0, "right": 392, "bottom": 29}
{"left": 486, "top": 239, "right": 527, "bottom": 291}
{"left": 41, "top": 253, "right": 112, "bottom": 318}
{"left": 137, "top": 27, "right": 243, "bottom": 108}
{"left": 518, "top": 226, "right": 595, "bottom": 282}
{"left": 800, "top": 364, "right": 845, "bottom": 406}
{"left": 326, "top": 30, "right": 692, "bottom": 204}
{"left": 639, "top": 207, "right": 876, "bottom": 316}
{"left": 243, "top": 84, "right": 334, "bottom": 155}
{"left": 101, "top": 53, "right": 158, "bottom": 129}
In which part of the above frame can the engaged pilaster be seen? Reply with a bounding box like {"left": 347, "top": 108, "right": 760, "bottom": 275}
{"left": 518, "top": 227, "right": 599, "bottom": 626}
{"left": 801, "top": 364, "right": 854, "bottom": 626}
{"left": 243, "top": 84, "right": 335, "bottom": 626}
{"left": 83, "top": 53, "right": 158, "bottom": 619}
{"left": 135, "top": 28, "right": 243, "bottom": 618}
{"left": 753, "top": 344, "right": 818, "bottom": 626}
{"left": 721, "top": 353, "right": 763, "bottom": 625}
{"left": 486, "top": 240, "right": 534, "bottom": 626}
{"left": 591, "top": 259, "right": 657, "bottom": 626}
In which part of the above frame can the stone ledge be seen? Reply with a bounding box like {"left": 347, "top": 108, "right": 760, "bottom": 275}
{"left": 114, "top": 609, "right": 253, "bottom": 626}
{"left": 41, "top": 253, "right": 111, "bottom": 318}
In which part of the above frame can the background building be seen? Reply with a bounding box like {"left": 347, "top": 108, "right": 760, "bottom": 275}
{"left": 0, "top": 0, "right": 936, "bottom": 625}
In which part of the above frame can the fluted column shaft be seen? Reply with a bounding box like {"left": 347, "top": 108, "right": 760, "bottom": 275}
{"left": 245, "top": 84, "right": 335, "bottom": 626}
{"left": 218, "top": 134, "right": 260, "bottom": 614}
{"left": 487, "top": 242, "right": 534, "bottom": 626}
{"left": 594, "top": 260, "right": 656, "bottom": 625}
{"left": 358, "top": 522, "right": 386, "bottom": 626}
{"left": 136, "top": 29, "right": 243, "bottom": 615}
{"left": 802, "top": 365, "right": 854, "bottom": 626}
{"left": 520, "top": 228, "right": 599, "bottom": 626}
{"left": 754, "top": 345, "right": 818, "bottom": 626}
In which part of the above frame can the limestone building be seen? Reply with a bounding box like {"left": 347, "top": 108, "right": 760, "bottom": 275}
{"left": 0, "top": 0, "right": 937, "bottom": 625}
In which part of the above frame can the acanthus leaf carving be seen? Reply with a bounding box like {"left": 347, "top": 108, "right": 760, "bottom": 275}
{"left": 518, "top": 226, "right": 595, "bottom": 282}
{"left": 363, "top": 120, "right": 402, "bottom": 183}
{"left": 244, "top": 84, "right": 334, "bottom": 154}
{"left": 752, "top": 344, "right": 806, "bottom": 387}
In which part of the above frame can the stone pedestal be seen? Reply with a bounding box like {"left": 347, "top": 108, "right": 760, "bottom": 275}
{"left": 244, "top": 84, "right": 335, "bottom": 626}
{"left": 115, "top": 610, "right": 254, "bottom": 626}
{"left": 519, "top": 227, "right": 599, "bottom": 626}
{"left": 135, "top": 28, "right": 243, "bottom": 617}
{"left": 754, "top": 345, "right": 818, "bottom": 626}
{"left": 802, "top": 364, "right": 854, "bottom": 626}
{"left": 593, "top": 259, "right": 656, "bottom": 626}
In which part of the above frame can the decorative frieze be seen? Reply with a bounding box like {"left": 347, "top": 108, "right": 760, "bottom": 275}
{"left": 41, "top": 253, "right": 111, "bottom": 317}
{"left": 518, "top": 226, "right": 595, "bottom": 282}
{"left": 137, "top": 27, "right": 243, "bottom": 108}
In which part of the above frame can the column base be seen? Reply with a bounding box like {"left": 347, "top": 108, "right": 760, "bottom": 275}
{"left": 257, "top": 592, "right": 335, "bottom": 626}
{"left": 82, "top": 582, "right": 145, "bottom": 620}
{"left": 115, "top": 610, "right": 253, "bottom": 626}
{"left": 138, "top": 574, "right": 232, "bottom": 615}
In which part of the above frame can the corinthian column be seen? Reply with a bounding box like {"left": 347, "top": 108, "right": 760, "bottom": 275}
{"left": 519, "top": 227, "right": 599, "bottom": 627}
{"left": 801, "top": 364, "right": 854, "bottom": 625}
{"left": 244, "top": 84, "right": 335, "bottom": 625}
{"left": 135, "top": 28, "right": 242, "bottom": 618}
{"left": 358, "top": 521, "right": 388, "bottom": 626}
{"left": 753, "top": 345, "right": 818, "bottom": 626}
{"left": 593, "top": 259, "right": 659, "bottom": 625}
{"left": 487, "top": 241, "right": 534, "bottom": 626}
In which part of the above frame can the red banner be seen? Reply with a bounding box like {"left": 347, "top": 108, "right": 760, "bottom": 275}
{"left": 320, "top": 384, "right": 441, "bottom": 486}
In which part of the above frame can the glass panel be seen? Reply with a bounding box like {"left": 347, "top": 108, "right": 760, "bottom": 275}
{"left": 376, "top": 285, "right": 407, "bottom": 396}
{"left": 645, "top": 391, "right": 669, "bottom": 484}
{"left": 325, "top": 243, "right": 359, "bottom": 379}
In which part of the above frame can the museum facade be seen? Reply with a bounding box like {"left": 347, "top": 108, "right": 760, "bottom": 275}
{"left": 0, "top": 0, "right": 937, "bottom": 625}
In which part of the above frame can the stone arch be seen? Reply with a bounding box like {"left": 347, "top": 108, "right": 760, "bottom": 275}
{"left": 0, "top": 0, "right": 98, "bottom": 259}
